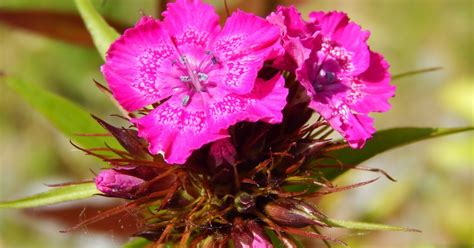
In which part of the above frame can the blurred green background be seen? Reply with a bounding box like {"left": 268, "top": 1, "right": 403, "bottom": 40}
{"left": 0, "top": 0, "right": 472, "bottom": 247}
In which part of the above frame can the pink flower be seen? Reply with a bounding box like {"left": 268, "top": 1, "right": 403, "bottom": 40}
{"left": 270, "top": 7, "right": 395, "bottom": 148}
{"left": 102, "top": 0, "right": 287, "bottom": 164}
{"left": 302, "top": 12, "right": 395, "bottom": 148}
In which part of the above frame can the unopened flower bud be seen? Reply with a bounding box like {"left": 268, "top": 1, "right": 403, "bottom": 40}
{"left": 209, "top": 138, "right": 237, "bottom": 167}
{"left": 264, "top": 198, "right": 328, "bottom": 228}
{"left": 95, "top": 169, "right": 144, "bottom": 198}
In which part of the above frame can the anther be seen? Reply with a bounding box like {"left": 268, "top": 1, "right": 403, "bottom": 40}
{"left": 180, "top": 75, "right": 191, "bottom": 82}
{"left": 325, "top": 71, "right": 336, "bottom": 82}
{"left": 179, "top": 55, "right": 187, "bottom": 64}
{"left": 197, "top": 72, "right": 208, "bottom": 82}
{"left": 182, "top": 95, "right": 190, "bottom": 106}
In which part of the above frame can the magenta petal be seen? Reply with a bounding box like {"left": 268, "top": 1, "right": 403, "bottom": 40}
{"left": 213, "top": 10, "right": 282, "bottom": 94}
{"left": 102, "top": 17, "right": 176, "bottom": 111}
{"left": 163, "top": 0, "right": 220, "bottom": 48}
{"left": 347, "top": 52, "right": 395, "bottom": 114}
{"left": 209, "top": 74, "right": 288, "bottom": 131}
{"left": 309, "top": 11, "right": 348, "bottom": 37}
{"left": 132, "top": 100, "right": 227, "bottom": 165}
{"left": 269, "top": 6, "right": 308, "bottom": 37}
{"left": 267, "top": 6, "right": 319, "bottom": 71}
{"left": 310, "top": 11, "right": 370, "bottom": 74}
{"left": 310, "top": 100, "right": 374, "bottom": 149}
{"left": 340, "top": 112, "right": 375, "bottom": 148}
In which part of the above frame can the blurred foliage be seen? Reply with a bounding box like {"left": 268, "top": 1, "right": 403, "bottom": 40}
{"left": 0, "top": 0, "right": 472, "bottom": 247}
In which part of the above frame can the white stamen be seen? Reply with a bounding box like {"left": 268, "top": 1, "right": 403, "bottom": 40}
{"left": 198, "top": 72, "right": 208, "bottom": 82}
{"left": 180, "top": 75, "right": 191, "bottom": 82}
{"left": 182, "top": 95, "right": 190, "bottom": 106}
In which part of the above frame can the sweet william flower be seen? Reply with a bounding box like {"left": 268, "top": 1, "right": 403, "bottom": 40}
{"left": 102, "top": 0, "right": 287, "bottom": 164}
{"left": 300, "top": 12, "right": 395, "bottom": 148}
{"left": 270, "top": 7, "right": 395, "bottom": 148}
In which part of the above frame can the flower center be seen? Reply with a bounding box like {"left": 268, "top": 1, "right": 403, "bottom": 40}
{"left": 178, "top": 55, "right": 206, "bottom": 92}
{"left": 311, "top": 39, "right": 354, "bottom": 94}
{"left": 171, "top": 51, "right": 221, "bottom": 106}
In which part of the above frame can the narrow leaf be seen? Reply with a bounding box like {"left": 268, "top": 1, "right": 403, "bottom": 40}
{"left": 321, "top": 127, "right": 474, "bottom": 181}
{"left": 0, "top": 9, "right": 126, "bottom": 48}
{"left": 4, "top": 77, "right": 120, "bottom": 149}
{"left": 392, "top": 67, "right": 442, "bottom": 80}
{"left": 74, "top": 0, "right": 119, "bottom": 60}
{"left": 0, "top": 183, "right": 99, "bottom": 208}
{"left": 325, "top": 218, "right": 420, "bottom": 232}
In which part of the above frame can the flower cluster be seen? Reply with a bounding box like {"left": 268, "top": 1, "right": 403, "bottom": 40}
{"left": 84, "top": 0, "right": 396, "bottom": 246}
{"left": 102, "top": 0, "right": 394, "bottom": 165}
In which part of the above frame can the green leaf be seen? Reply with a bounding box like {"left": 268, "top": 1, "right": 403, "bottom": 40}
{"left": 4, "top": 77, "right": 120, "bottom": 149}
{"left": 325, "top": 218, "right": 419, "bottom": 232}
{"left": 122, "top": 238, "right": 151, "bottom": 248}
{"left": 74, "top": 0, "right": 119, "bottom": 60}
{"left": 0, "top": 182, "right": 99, "bottom": 208}
{"left": 321, "top": 127, "right": 474, "bottom": 181}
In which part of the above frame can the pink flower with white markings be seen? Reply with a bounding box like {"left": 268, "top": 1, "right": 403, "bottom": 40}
{"left": 300, "top": 12, "right": 395, "bottom": 148}
{"left": 270, "top": 7, "right": 395, "bottom": 148}
{"left": 102, "top": 0, "right": 287, "bottom": 164}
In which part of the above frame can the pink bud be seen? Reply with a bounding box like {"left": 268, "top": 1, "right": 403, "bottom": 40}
{"left": 209, "top": 138, "right": 237, "bottom": 167}
{"left": 95, "top": 169, "right": 144, "bottom": 198}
